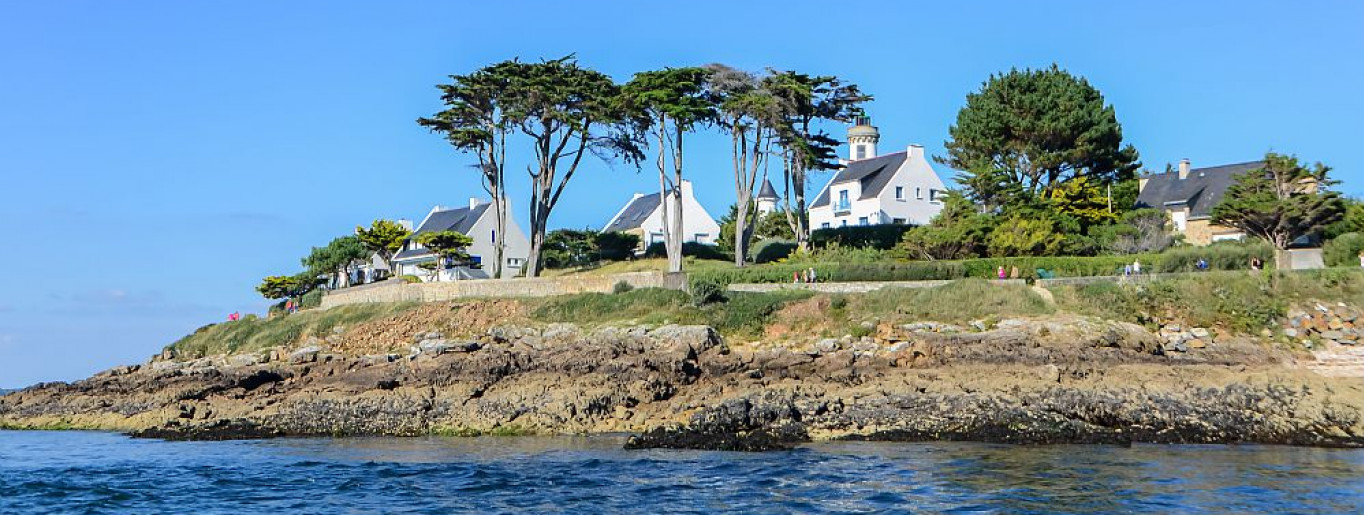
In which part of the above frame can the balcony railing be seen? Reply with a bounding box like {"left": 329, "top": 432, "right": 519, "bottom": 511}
{"left": 834, "top": 201, "right": 852, "bottom": 214}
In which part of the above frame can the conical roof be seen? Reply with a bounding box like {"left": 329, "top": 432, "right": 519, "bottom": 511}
{"left": 756, "top": 178, "right": 780, "bottom": 200}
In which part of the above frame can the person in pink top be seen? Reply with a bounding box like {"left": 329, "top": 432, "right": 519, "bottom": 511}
{"left": 997, "top": 265, "right": 1006, "bottom": 279}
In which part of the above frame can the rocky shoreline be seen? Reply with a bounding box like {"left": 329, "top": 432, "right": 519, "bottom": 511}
{"left": 3, "top": 317, "right": 1362, "bottom": 450}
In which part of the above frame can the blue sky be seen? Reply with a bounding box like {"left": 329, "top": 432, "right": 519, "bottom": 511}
{"left": 1, "top": 1, "right": 1361, "bottom": 387}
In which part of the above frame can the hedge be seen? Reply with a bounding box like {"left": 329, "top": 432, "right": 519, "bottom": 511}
{"left": 810, "top": 225, "right": 916, "bottom": 250}
{"left": 693, "top": 241, "right": 1275, "bottom": 283}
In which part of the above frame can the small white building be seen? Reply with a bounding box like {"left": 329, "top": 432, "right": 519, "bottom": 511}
{"left": 808, "top": 117, "right": 948, "bottom": 229}
{"left": 755, "top": 178, "right": 781, "bottom": 216}
{"left": 602, "top": 179, "right": 722, "bottom": 251}
{"left": 392, "top": 198, "right": 531, "bottom": 280}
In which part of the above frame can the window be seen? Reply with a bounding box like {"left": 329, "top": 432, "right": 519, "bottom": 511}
{"left": 506, "top": 258, "right": 523, "bottom": 267}
{"left": 929, "top": 189, "right": 938, "bottom": 202}
{"left": 895, "top": 186, "right": 903, "bottom": 200}
{"left": 915, "top": 187, "right": 922, "bottom": 199}
{"left": 821, "top": 222, "right": 830, "bottom": 229}
{"left": 858, "top": 217, "right": 869, "bottom": 226}
{"left": 840, "top": 219, "right": 848, "bottom": 227}
{"left": 837, "top": 190, "right": 850, "bottom": 211}
{"left": 694, "top": 233, "right": 708, "bottom": 242}
{"left": 892, "top": 218, "right": 906, "bottom": 225}
{"left": 855, "top": 144, "right": 867, "bottom": 160}
{"left": 491, "top": 230, "right": 496, "bottom": 243}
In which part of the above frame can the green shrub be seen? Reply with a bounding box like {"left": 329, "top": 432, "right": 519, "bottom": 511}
{"left": 1324, "top": 232, "right": 1364, "bottom": 267}
{"left": 400, "top": 275, "right": 422, "bottom": 284}
{"left": 811, "top": 225, "right": 916, "bottom": 250}
{"left": 752, "top": 239, "right": 797, "bottom": 264}
{"left": 612, "top": 280, "right": 635, "bottom": 294}
{"left": 687, "top": 275, "right": 729, "bottom": 306}
{"left": 298, "top": 289, "right": 323, "bottom": 309}
{"left": 644, "top": 241, "right": 729, "bottom": 261}
{"left": 1154, "top": 240, "right": 1271, "bottom": 272}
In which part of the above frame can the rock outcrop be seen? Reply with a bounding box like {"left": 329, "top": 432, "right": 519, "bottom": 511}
{"left": 2, "top": 318, "right": 1362, "bottom": 449}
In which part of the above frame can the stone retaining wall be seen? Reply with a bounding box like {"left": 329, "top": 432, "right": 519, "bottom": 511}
{"left": 727, "top": 279, "right": 1027, "bottom": 294}
{"left": 321, "top": 272, "right": 686, "bottom": 308}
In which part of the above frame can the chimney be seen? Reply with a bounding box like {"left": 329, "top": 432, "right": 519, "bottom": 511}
{"left": 469, "top": 197, "right": 481, "bottom": 209}
{"left": 680, "top": 179, "right": 693, "bottom": 197}
{"left": 1178, "top": 158, "right": 1191, "bottom": 180}
{"left": 907, "top": 144, "right": 925, "bottom": 160}
{"left": 397, "top": 218, "right": 413, "bottom": 231}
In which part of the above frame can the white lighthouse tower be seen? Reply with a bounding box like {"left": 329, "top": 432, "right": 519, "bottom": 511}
{"left": 847, "top": 115, "right": 880, "bottom": 161}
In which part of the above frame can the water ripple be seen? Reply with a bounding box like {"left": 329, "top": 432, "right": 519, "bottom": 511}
{"left": 2, "top": 431, "right": 1363, "bottom": 514}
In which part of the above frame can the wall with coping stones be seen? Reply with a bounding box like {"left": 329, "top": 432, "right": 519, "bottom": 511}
{"left": 727, "top": 279, "right": 1027, "bottom": 294}
{"left": 321, "top": 272, "right": 687, "bottom": 308}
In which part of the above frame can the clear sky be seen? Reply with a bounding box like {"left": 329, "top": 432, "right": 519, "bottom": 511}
{"left": 1, "top": 1, "right": 1361, "bottom": 388}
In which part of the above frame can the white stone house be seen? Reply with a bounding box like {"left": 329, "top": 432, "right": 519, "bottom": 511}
{"left": 808, "top": 117, "right": 948, "bottom": 228}
{"left": 602, "top": 180, "right": 722, "bottom": 252}
{"left": 392, "top": 198, "right": 531, "bottom": 281}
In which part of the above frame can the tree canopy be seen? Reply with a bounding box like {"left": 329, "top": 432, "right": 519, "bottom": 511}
{"left": 355, "top": 219, "right": 411, "bottom": 263}
{"left": 941, "top": 65, "right": 1140, "bottom": 210}
{"left": 415, "top": 230, "right": 474, "bottom": 263}
{"left": 302, "top": 236, "right": 368, "bottom": 279}
{"left": 1212, "top": 152, "right": 1345, "bottom": 253}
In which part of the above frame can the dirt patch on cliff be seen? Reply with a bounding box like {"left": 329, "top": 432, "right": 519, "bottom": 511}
{"left": 764, "top": 295, "right": 835, "bottom": 342}
{"left": 331, "top": 300, "right": 529, "bottom": 355}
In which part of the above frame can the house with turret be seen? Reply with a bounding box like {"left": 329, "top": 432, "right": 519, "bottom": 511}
{"left": 808, "top": 116, "right": 948, "bottom": 228}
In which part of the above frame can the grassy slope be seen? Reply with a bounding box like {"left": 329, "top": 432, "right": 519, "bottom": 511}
{"left": 169, "top": 302, "right": 420, "bottom": 359}
{"left": 167, "top": 269, "right": 1364, "bottom": 358}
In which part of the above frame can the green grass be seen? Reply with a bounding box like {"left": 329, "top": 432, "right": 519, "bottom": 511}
{"left": 1052, "top": 268, "right": 1364, "bottom": 332}
{"left": 168, "top": 302, "right": 421, "bottom": 359}
{"left": 530, "top": 287, "right": 813, "bottom": 338}
{"left": 846, "top": 279, "right": 1055, "bottom": 324}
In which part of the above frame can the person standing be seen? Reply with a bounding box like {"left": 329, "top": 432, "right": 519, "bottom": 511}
{"left": 1132, "top": 259, "right": 1142, "bottom": 276}
{"left": 997, "top": 265, "right": 1006, "bottom": 279}
{"left": 1358, "top": 250, "right": 1363, "bottom": 268}
{"left": 809, "top": 267, "right": 818, "bottom": 283}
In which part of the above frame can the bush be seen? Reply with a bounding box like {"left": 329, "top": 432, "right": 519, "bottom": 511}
{"left": 1155, "top": 241, "right": 1271, "bottom": 273}
{"left": 1324, "top": 232, "right": 1364, "bottom": 267}
{"left": 687, "top": 275, "right": 729, "bottom": 306}
{"left": 810, "top": 225, "right": 916, "bottom": 250}
{"left": 399, "top": 275, "right": 422, "bottom": 284}
{"left": 752, "top": 239, "right": 797, "bottom": 264}
{"left": 691, "top": 261, "right": 968, "bottom": 285}
{"left": 298, "top": 289, "right": 323, "bottom": 309}
{"left": 785, "top": 244, "right": 893, "bottom": 264}
{"left": 612, "top": 280, "right": 635, "bottom": 294}
{"left": 644, "top": 241, "right": 729, "bottom": 261}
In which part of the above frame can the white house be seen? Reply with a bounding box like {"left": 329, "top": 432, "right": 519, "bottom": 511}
{"left": 392, "top": 198, "right": 531, "bottom": 281}
{"left": 808, "top": 117, "right": 948, "bottom": 229}
{"left": 602, "top": 179, "right": 722, "bottom": 251}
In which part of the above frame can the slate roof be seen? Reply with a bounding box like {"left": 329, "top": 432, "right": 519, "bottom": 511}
{"left": 756, "top": 178, "right": 780, "bottom": 200}
{"left": 393, "top": 203, "right": 490, "bottom": 261}
{"left": 1135, "top": 161, "right": 1263, "bottom": 219}
{"left": 810, "top": 152, "right": 908, "bottom": 208}
{"left": 603, "top": 193, "right": 665, "bottom": 232}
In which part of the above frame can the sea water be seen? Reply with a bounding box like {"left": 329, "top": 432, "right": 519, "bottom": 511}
{"left": 2, "top": 430, "right": 1362, "bottom": 514}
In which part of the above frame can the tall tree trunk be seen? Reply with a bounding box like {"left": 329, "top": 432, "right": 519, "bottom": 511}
{"left": 669, "top": 123, "right": 685, "bottom": 274}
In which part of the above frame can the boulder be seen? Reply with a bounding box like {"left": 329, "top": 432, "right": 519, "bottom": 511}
{"left": 1041, "top": 364, "right": 1061, "bottom": 383}
{"left": 1187, "top": 338, "right": 1207, "bottom": 349}
{"left": 289, "top": 346, "right": 321, "bottom": 364}
{"left": 815, "top": 339, "right": 840, "bottom": 354}
{"left": 1190, "top": 327, "right": 1211, "bottom": 339}
{"left": 1321, "top": 330, "right": 1346, "bottom": 341}
{"left": 228, "top": 354, "right": 260, "bottom": 368}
